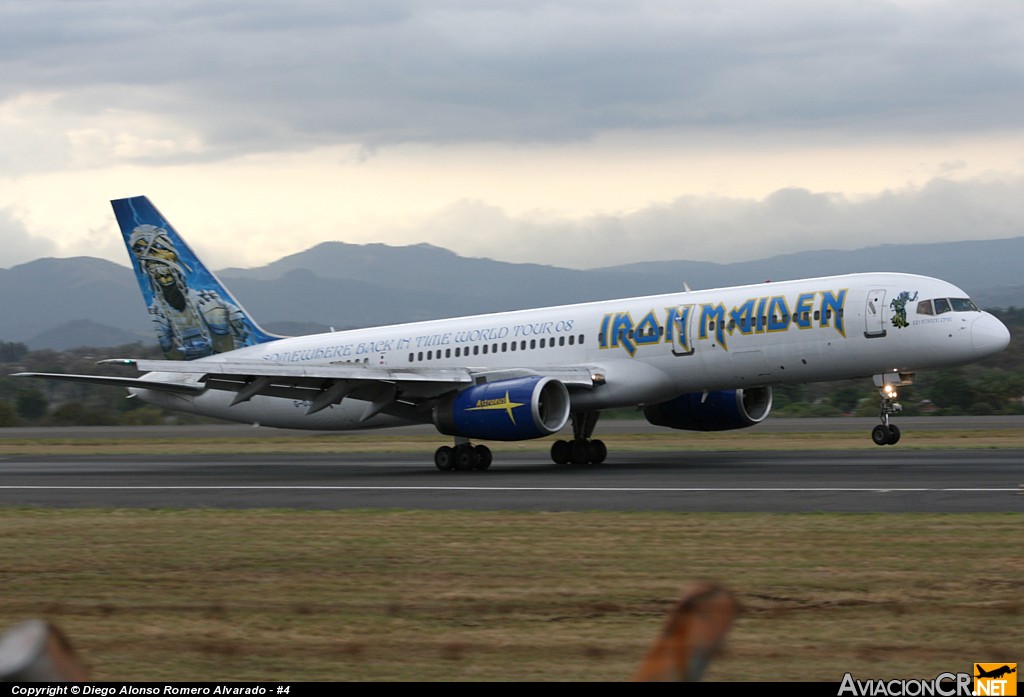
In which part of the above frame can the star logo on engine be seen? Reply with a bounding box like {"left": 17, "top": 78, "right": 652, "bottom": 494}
{"left": 466, "top": 391, "right": 525, "bottom": 425}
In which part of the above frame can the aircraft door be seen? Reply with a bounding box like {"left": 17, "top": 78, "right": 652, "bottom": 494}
{"left": 864, "top": 289, "right": 887, "bottom": 338}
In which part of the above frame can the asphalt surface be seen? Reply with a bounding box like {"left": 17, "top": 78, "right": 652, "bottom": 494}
{"left": 1, "top": 417, "right": 1021, "bottom": 512}
{"left": 2, "top": 447, "right": 1022, "bottom": 512}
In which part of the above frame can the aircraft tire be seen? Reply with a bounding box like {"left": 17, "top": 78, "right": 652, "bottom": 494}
{"left": 474, "top": 445, "right": 492, "bottom": 470}
{"left": 570, "top": 439, "right": 589, "bottom": 465}
{"left": 871, "top": 425, "right": 890, "bottom": 446}
{"left": 886, "top": 424, "right": 901, "bottom": 445}
{"left": 551, "top": 440, "right": 571, "bottom": 465}
{"left": 588, "top": 439, "right": 608, "bottom": 464}
{"left": 434, "top": 446, "right": 454, "bottom": 471}
{"left": 454, "top": 444, "right": 477, "bottom": 471}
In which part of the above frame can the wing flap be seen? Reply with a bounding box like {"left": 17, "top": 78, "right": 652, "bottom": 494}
{"left": 104, "top": 358, "right": 477, "bottom": 384}
{"left": 10, "top": 373, "right": 205, "bottom": 395}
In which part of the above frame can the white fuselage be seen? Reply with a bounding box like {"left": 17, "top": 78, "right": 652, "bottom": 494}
{"left": 134, "top": 272, "right": 1009, "bottom": 431}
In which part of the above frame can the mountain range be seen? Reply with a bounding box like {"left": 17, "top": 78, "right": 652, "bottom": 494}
{"left": 3, "top": 237, "right": 1023, "bottom": 350}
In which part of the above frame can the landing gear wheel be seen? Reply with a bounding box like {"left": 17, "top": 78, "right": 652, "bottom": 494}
{"left": 569, "top": 439, "right": 590, "bottom": 465}
{"left": 434, "top": 446, "right": 454, "bottom": 471}
{"left": 454, "top": 444, "right": 477, "bottom": 471}
{"left": 473, "top": 444, "right": 492, "bottom": 470}
{"left": 871, "top": 425, "right": 890, "bottom": 446}
{"left": 873, "top": 379, "right": 904, "bottom": 447}
{"left": 550, "top": 440, "right": 571, "bottom": 465}
{"left": 553, "top": 438, "right": 608, "bottom": 465}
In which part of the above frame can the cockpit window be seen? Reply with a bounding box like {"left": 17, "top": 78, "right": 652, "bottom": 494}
{"left": 950, "top": 298, "right": 979, "bottom": 312}
{"left": 918, "top": 297, "right": 980, "bottom": 316}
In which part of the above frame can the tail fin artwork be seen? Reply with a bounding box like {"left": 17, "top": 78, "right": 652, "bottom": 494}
{"left": 112, "top": 196, "right": 281, "bottom": 360}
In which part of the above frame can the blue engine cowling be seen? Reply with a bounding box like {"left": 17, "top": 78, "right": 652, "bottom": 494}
{"left": 643, "top": 387, "right": 773, "bottom": 431}
{"left": 434, "top": 376, "right": 571, "bottom": 441}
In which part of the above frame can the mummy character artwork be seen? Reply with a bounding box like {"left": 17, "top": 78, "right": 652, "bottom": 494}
{"left": 121, "top": 208, "right": 277, "bottom": 359}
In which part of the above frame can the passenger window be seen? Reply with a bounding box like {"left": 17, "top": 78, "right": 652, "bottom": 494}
{"left": 934, "top": 298, "right": 951, "bottom": 314}
{"left": 917, "top": 300, "right": 933, "bottom": 316}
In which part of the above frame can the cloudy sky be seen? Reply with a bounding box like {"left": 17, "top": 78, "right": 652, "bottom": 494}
{"left": 2, "top": 0, "right": 1024, "bottom": 270}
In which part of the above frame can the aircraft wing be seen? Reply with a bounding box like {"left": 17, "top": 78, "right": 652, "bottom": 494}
{"left": 15, "top": 358, "right": 598, "bottom": 419}
{"left": 9, "top": 372, "right": 206, "bottom": 395}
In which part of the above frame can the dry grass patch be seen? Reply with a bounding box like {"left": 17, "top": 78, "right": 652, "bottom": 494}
{"left": 0, "top": 509, "right": 1020, "bottom": 681}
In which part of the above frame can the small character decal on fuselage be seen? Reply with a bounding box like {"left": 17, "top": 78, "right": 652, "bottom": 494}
{"left": 889, "top": 290, "right": 919, "bottom": 329}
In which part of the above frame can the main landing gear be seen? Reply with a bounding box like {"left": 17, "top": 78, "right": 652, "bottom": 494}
{"left": 433, "top": 411, "right": 609, "bottom": 471}
{"left": 434, "top": 440, "right": 492, "bottom": 471}
{"left": 871, "top": 377, "right": 905, "bottom": 446}
{"left": 550, "top": 411, "right": 607, "bottom": 465}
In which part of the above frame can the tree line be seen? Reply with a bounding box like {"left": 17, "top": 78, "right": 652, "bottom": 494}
{"left": 2, "top": 308, "right": 1022, "bottom": 427}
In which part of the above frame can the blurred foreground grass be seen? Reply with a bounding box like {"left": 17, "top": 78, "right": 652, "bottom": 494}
{"left": 1, "top": 509, "right": 1020, "bottom": 681}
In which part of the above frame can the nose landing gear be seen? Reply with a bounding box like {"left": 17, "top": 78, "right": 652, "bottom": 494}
{"left": 871, "top": 375, "right": 909, "bottom": 446}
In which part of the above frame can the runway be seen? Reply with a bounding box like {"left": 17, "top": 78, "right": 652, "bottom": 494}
{"left": 1, "top": 448, "right": 1021, "bottom": 512}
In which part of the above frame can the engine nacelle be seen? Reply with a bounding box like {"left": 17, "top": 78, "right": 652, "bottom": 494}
{"left": 434, "top": 376, "right": 571, "bottom": 441}
{"left": 643, "top": 386, "right": 773, "bottom": 431}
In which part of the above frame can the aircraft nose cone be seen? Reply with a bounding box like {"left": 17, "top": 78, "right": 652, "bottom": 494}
{"left": 971, "top": 313, "right": 1011, "bottom": 358}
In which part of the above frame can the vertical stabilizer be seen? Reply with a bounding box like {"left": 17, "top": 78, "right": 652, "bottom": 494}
{"left": 112, "top": 196, "right": 281, "bottom": 360}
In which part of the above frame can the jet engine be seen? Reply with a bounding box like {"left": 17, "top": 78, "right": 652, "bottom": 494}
{"left": 434, "top": 375, "right": 571, "bottom": 441}
{"left": 643, "top": 387, "right": 773, "bottom": 431}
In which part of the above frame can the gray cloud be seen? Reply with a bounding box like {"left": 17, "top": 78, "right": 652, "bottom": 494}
{"left": 412, "top": 174, "right": 1024, "bottom": 268}
{"left": 3, "top": 1, "right": 1023, "bottom": 166}
{"left": 0, "top": 207, "right": 56, "bottom": 267}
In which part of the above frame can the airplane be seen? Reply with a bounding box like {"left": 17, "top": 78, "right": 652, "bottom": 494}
{"left": 14, "top": 196, "right": 1011, "bottom": 470}
{"left": 975, "top": 665, "right": 1017, "bottom": 680}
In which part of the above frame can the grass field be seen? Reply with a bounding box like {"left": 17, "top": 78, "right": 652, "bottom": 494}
{"left": 1, "top": 429, "right": 1021, "bottom": 682}
{"left": 1, "top": 509, "right": 1021, "bottom": 681}
{"left": 1, "top": 426, "right": 1024, "bottom": 455}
